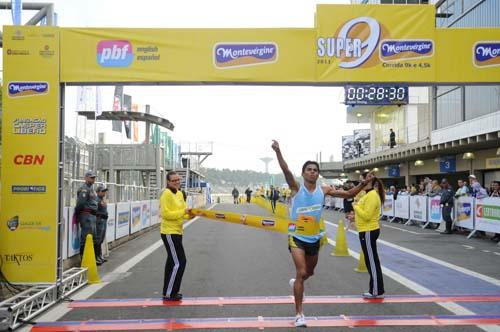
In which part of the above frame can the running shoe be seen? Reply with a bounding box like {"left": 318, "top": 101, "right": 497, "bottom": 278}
{"left": 294, "top": 314, "right": 307, "bottom": 327}
{"left": 362, "top": 292, "right": 384, "bottom": 299}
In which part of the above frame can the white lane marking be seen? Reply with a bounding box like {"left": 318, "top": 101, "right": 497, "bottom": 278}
{"left": 382, "top": 224, "right": 420, "bottom": 235}
{"left": 325, "top": 220, "right": 500, "bottom": 287}
{"left": 494, "top": 252, "right": 500, "bottom": 256}
{"left": 21, "top": 205, "right": 215, "bottom": 331}
{"left": 462, "top": 245, "right": 475, "bottom": 250}
{"left": 481, "top": 250, "right": 491, "bottom": 253}
{"left": 326, "top": 237, "right": 500, "bottom": 332}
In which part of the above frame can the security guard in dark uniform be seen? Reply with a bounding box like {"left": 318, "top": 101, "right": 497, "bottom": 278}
{"left": 439, "top": 178, "right": 454, "bottom": 234}
{"left": 95, "top": 185, "right": 109, "bottom": 265}
{"left": 76, "top": 170, "right": 99, "bottom": 260}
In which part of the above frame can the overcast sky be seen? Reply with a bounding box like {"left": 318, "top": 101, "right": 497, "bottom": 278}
{"left": 1, "top": 0, "right": 368, "bottom": 174}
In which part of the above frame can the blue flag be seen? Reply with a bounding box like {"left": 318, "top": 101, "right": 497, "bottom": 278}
{"left": 11, "top": 0, "right": 22, "bottom": 25}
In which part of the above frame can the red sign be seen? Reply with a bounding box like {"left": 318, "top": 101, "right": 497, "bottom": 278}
{"left": 13, "top": 154, "right": 45, "bottom": 165}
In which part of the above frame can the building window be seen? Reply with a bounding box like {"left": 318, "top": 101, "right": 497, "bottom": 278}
{"left": 435, "top": 87, "right": 462, "bottom": 129}
{"left": 465, "top": 86, "right": 500, "bottom": 120}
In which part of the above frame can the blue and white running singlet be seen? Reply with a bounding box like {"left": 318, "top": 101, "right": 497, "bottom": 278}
{"left": 289, "top": 184, "right": 324, "bottom": 243}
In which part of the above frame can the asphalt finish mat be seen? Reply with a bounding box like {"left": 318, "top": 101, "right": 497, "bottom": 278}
{"left": 47, "top": 203, "right": 494, "bottom": 331}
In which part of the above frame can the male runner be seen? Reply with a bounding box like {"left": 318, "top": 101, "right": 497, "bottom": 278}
{"left": 271, "top": 140, "right": 367, "bottom": 327}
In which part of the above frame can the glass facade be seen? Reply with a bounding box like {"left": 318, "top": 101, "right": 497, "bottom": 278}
{"left": 434, "top": 0, "right": 500, "bottom": 130}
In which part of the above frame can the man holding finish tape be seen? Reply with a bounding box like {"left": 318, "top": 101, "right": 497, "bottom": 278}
{"left": 271, "top": 140, "right": 368, "bottom": 327}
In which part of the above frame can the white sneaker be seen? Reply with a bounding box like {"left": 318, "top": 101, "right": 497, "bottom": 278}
{"left": 294, "top": 314, "right": 307, "bottom": 327}
{"left": 289, "top": 278, "right": 296, "bottom": 288}
{"left": 362, "top": 292, "right": 385, "bottom": 299}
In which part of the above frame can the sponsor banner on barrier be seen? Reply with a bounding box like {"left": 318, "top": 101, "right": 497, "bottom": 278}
{"left": 68, "top": 208, "right": 80, "bottom": 257}
{"left": 130, "top": 201, "right": 142, "bottom": 234}
{"left": 428, "top": 196, "right": 443, "bottom": 224}
{"left": 475, "top": 197, "right": 500, "bottom": 233}
{"left": 410, "top": 195, "right": 427, "bottom": 222}
{"left": 151, "top": 200, "right": 160, "bottom": 225}
{"left": 61, "top": 28, "right": 315, "bottom": 83}
{"left": 1, "top": 26, "right": 60, "bottom": 282}
{"left": 455, "top": 196, "right": 474, "bottom": 230}
{"left": 395, "top": 196, "right": 410, "bottom": 219}
{"left": 106, "top": 203, "right": 116, "bottom": 243}
{"left": 116, "top": 202, "right": 131, "bottom": 239}
{"left": 141, "top": 200, "right": 151, "bottom": 229}
{"left": 316, "top": 5, "right": 435, "bottom": 83}
{"left": 383, "top": 195, "right": 394, "bottom": 217}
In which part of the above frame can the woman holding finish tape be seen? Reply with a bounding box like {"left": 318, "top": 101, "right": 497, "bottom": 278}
{"left": 349, "top": 176, "right": 385, "bottom": 299}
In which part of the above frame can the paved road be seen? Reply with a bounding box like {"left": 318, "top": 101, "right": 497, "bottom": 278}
{"left": 30, "top": 203, "right": 500, "bottom": 331}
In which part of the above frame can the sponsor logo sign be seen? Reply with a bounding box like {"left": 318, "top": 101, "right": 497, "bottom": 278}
{"left": 215, "top": 213, "right": 226, "bottom": 219}
{"left": 473, "top": 41, "right": 500, "bottom": 68}
{"left": 261, "top": 219, "right": 275, "bottom": 227}
{"left": 214, "top": 42, "right": 278, "bottom": 68}
{"left": 13, "top": 118, "right": 47, "bottom": 135}
{"left": 379, "top": 39, "right": 433, "bottom": 62}
{"left": 430, "top": 199, "right": 441, "bottom": 220}
{"left": 288, "top": 223, "right": 296, "bottom": 232}
{"left": 97, "top": 40, "right": 134, "bottom": 67}
{"left": 3, "top": 253, "right": 34, "bottom": 266}
{"left": 7, "top": 216, "right": 49, "bottom": 232}
{"left": 39, "top": 44, "right": 55, "bottom": 58}
{"left": 457, "top": 202, "right": 472, "bottom": 221}
{"left": 11, "top": 185, "right": 46, "bottom": 193}
{"left": 317, "top": 17, "right": 381, "bottom": 69}
{"left": 8, "top": 82, "right": 49, "bottom": 98}
{"left": 118, "top": 211, "right": 129, "bottom": 227}
{"left": 476, "top": 204, "right": 500, "bottom": 221}
{"left": 13, "top": 154, "right": 45, "bottom": 165}
{"left": 6, "top": 49, "right": 30, "bottom": 56}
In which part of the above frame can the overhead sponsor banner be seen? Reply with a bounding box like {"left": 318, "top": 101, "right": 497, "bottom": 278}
{"left": 316, "top": 5, "right": 435, "bottom": 83}
{"left": 130, "top": 201, "right": 142, "bottom": 234}
{"left": 428, "top": 195, "right": 443, "bottom": 224}
{"left": 141, "top": 200, "right": 151, "bottom": 229}
{"left": 60, "top": 28, "right": 315, "bottom": 83}
{"left": 436, "top": 29, "right": 500, "bottom": 83}
{"left": 382, "top": 195, "right": 394, "bottom": 217}
{"left": 410, "top": 195, "right": 427, "bottom": 222}
{"left": 455, "top": 196, "right": 474, "bottom": 230}
{"left": 1, "top": 26, "right": 60, "bottom": 283}
{"left": 151, "top": 200, "right": 160, "bottom": 225}
{"left": 106, "top": 203, "right": 116, "bottom": 242}
{"left": 394, "top": 196, "right": 409, "bottom": 219}
{"left": 116, "top": 202, "right": 131, "bottom": 239}
{"left": 475, "top": 197, "right": 500, "bottom": 233}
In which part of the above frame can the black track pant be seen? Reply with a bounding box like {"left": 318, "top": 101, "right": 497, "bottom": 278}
{"left": 359, "top": 229, "right": 385, "bottom": 296}
{"left": 161, "top": 234, "right": 186, "bottom": 297}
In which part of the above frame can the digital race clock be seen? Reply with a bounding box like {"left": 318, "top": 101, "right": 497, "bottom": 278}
{"left": 344, "top": 85, "right": 409, "bottom": 105}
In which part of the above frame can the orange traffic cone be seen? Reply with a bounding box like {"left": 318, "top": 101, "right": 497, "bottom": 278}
{"left": 355, "top": 251, "right": 368, "bottom": 273}
{"left": 81, "top": 234, "right": 100, "bottom": 284}
{"left": 331, "top": 219, "right": 349, "bottom": 256}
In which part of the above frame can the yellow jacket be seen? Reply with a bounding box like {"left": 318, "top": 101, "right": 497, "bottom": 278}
{"left": 354, "top": 189, "right": 381, "bottom": 232}
{"left": 160, "top": 188, "right": 189, "bottom": 235}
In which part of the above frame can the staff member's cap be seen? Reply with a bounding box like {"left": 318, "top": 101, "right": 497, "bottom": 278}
{"left": 85, "top": 170, "right": 96, "bottom": 178}
{"left": 468, "top": 174, "right": 477, "bottom": 179}
{"left": 96, "top": 185, "right": 108, "bottom": 192}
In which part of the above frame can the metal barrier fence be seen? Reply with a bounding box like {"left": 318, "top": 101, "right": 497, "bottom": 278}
{"left": 326, "top": 195, "right": 500, "bottom": 239}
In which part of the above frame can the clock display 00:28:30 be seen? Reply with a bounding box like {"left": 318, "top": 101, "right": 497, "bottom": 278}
{"left": 345, "top": 86, "right": 407, "bottom": 103}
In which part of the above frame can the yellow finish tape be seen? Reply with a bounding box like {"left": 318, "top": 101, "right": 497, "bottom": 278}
{"left": 191, "top": 208, "right": 321, "bottom": 237}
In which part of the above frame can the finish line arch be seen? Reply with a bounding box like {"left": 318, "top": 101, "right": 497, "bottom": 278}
{"left": 2, "top": 3, "right": 500, "bottom": 283}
